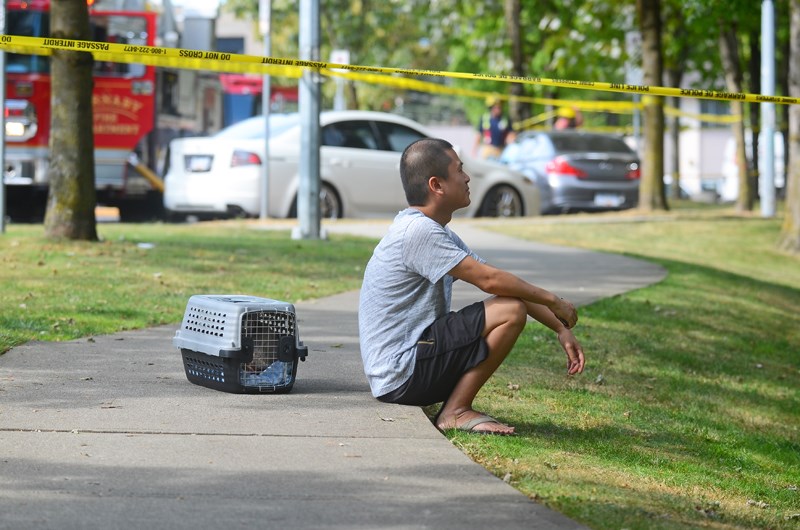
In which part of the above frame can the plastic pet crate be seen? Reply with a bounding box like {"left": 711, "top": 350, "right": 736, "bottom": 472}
{"left": 174, "top": 295, "right": 308, "bottom": 393}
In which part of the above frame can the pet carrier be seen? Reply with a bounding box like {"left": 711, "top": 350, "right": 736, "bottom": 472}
{"left": 174, "top": 295, "right": 308, "bottom": 393}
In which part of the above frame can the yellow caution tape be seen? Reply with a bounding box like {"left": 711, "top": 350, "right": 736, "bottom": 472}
{"left": 663, "top": 105, "right": 742, "bottom": 124}
{"left": 515, "top": 110, "right": 559, "bottom": 129}
{"left": 1, "top": 34, "right": 796, "bottom": 106}
{"left": 0, "top": 37, "right": 306, "bottom": 78}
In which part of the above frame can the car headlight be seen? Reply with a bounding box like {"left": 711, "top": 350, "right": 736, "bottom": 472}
{"left": 4, "top": 99, "right": 38, "bottom": 142}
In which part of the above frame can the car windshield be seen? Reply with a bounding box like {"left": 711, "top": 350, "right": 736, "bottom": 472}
{"left": 214, "top": 114, "right": 299, "bottom": 140}
{"left": 551, "top": 134, "right": 633, "bottom": 153}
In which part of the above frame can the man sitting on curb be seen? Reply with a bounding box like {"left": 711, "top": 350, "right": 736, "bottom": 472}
{"left": 358, "top": 138, "right": 586, "bottom": 435}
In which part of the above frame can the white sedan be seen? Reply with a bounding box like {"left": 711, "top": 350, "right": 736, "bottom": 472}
{"left": 163, "top": 110, "right": 539, "bottom": 219}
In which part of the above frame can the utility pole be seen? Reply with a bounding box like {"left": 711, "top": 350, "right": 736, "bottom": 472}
{"left": 293, "top": 0, "right": 323, "bottom": 240}
{"left": 259, "top": 0, "right": 271, "bottom": 220}
{"left": 760, "top": 0, "right": 776, "bottom": 218}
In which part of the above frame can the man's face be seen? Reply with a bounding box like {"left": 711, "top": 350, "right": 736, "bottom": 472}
{"left": 491, "top": 103, "right": 503, "bottom": 117}
{"left": 441, "top": 149, "right": 471, "bottom": 210}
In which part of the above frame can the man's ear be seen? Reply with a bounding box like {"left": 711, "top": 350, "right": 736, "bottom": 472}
{"left": 427, "top": 175, "right": 444, "bottom": 196}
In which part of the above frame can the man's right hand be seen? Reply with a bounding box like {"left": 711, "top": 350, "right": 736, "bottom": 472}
{"left": 557, "top": 327, "right": 585, "bottom": 375}
{"left": 551, "top": 297, "right": 578, "bottom": 328}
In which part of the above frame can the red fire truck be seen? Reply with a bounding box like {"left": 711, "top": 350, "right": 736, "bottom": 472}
{"left": 3, "top": 0, "right": 223, "bottom": 221}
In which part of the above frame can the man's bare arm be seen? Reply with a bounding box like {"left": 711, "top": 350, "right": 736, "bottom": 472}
{"left": 449, "top": 256, "right": 578, "bottom": 328}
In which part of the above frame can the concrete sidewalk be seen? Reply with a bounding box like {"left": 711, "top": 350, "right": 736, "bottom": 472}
{"left": 0, "top": 220, "right": 665, "bottom": 530}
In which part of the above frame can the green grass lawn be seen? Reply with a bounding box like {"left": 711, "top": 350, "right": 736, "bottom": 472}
{"left": 0, "top": 221, "right": 376, "bottom": 353}
{"left": 1, "top": 207, "right": 798, "bottom": 529}
{"left": 452, "top": 206, "right": 800, "bottom": 529}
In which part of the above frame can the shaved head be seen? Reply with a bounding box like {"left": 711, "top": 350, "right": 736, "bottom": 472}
{"left": 399, "top": 138, "right": 454, "bottom": 206}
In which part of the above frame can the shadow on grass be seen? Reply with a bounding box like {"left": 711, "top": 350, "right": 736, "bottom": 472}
{"left": 472, "top": 256, "right": 800, "bottom": 529}
{"left": 472, "top": 416, "right": 799, "bottom": 529}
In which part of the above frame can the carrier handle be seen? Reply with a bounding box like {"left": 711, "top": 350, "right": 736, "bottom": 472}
{"left": 278, "top": 335, "right": 309, "bottom": 363}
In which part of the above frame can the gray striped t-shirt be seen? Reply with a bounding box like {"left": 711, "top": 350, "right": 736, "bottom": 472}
{"left": 358, "top": 208, "right": 483, "bottom": 397}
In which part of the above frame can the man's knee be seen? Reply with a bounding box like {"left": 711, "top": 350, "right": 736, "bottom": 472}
{"left": 506, "top": 298, "right": 528, "bottom": 329}
{"left": 484, "top": 296, "right": 527, "bottom": 331}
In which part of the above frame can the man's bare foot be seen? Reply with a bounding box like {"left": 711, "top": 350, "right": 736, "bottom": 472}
{"left": 436, "top": 409, "right": 515, "bottom": 435}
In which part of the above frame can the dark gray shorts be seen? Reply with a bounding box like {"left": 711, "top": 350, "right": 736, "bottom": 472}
{"left": 377, "top": 301, "right": 489, "bottom": 406}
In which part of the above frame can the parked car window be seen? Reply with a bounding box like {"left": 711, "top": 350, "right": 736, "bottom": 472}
{"left": 322, "top": 121, "right": 379, "bottom": 149}
{"left": 551, "top": 134, "right": 633, "bottom": 153}
{"left": 374, "top": 122, "right": 427, "bottom": 152}
{"left": 507, "top": 134, "right": 554, "bottom": 162}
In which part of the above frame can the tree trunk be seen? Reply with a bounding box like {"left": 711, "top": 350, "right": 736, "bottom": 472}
{"left": 504, "top": 0, "right": 525, "bottom": 122}
{"left": 346, "top": 82, "right": 358, "bottom": 110}
{"left": 748, "top": 29, "right": 760, "bottom": 196}
{"left": 779, "top": 0, "right": 800, "bottom": 253}
{"left": 43, "top": 0, "right": 98, "bottom": 240}
{"left": 778, "top": 1, "right": 791, "bottom": 197}
{"left": 636, "top": 0, "right": 667, "bottom": 211}
{"left": 719, "top": 26, "right": 753, "bottom": 212}
{"left": 662, "top": 4, "right": 689, "bottom": 203}
{"left": 665, "top": 65, "right": 686, "bottom": 201}
{"left": 668, "top": 93, "right": 681, "bottom": 200}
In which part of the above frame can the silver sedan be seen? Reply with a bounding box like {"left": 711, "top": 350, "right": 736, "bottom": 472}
{"left": 501, "top": 130, "right": 640, "bottom": 215}
{"left": 163, "top": 110, "right": 539, "bottom": 220}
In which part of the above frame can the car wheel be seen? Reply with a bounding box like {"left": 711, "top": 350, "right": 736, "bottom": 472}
{"left": 479, "top": 184, "right": 523, "bottom": 217}
{"left": 289, "top": 183, "right": 343, "bottom": 219}
{"left": 320, "top": 183, "right": 342, "bottom": 219}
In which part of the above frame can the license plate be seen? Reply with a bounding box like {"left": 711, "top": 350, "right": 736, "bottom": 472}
{"left": 185, "top": 155, "right": 213, "bottom": 172}
{"left": 594, "top": 193, "right": 624, "bottom": 207}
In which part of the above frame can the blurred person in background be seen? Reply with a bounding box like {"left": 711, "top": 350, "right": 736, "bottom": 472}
{"left": 473, "top": 97, "right": 515, "bottom": 160}
{"left": 554, "top": 106, "right": 584, "bottom": 129}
